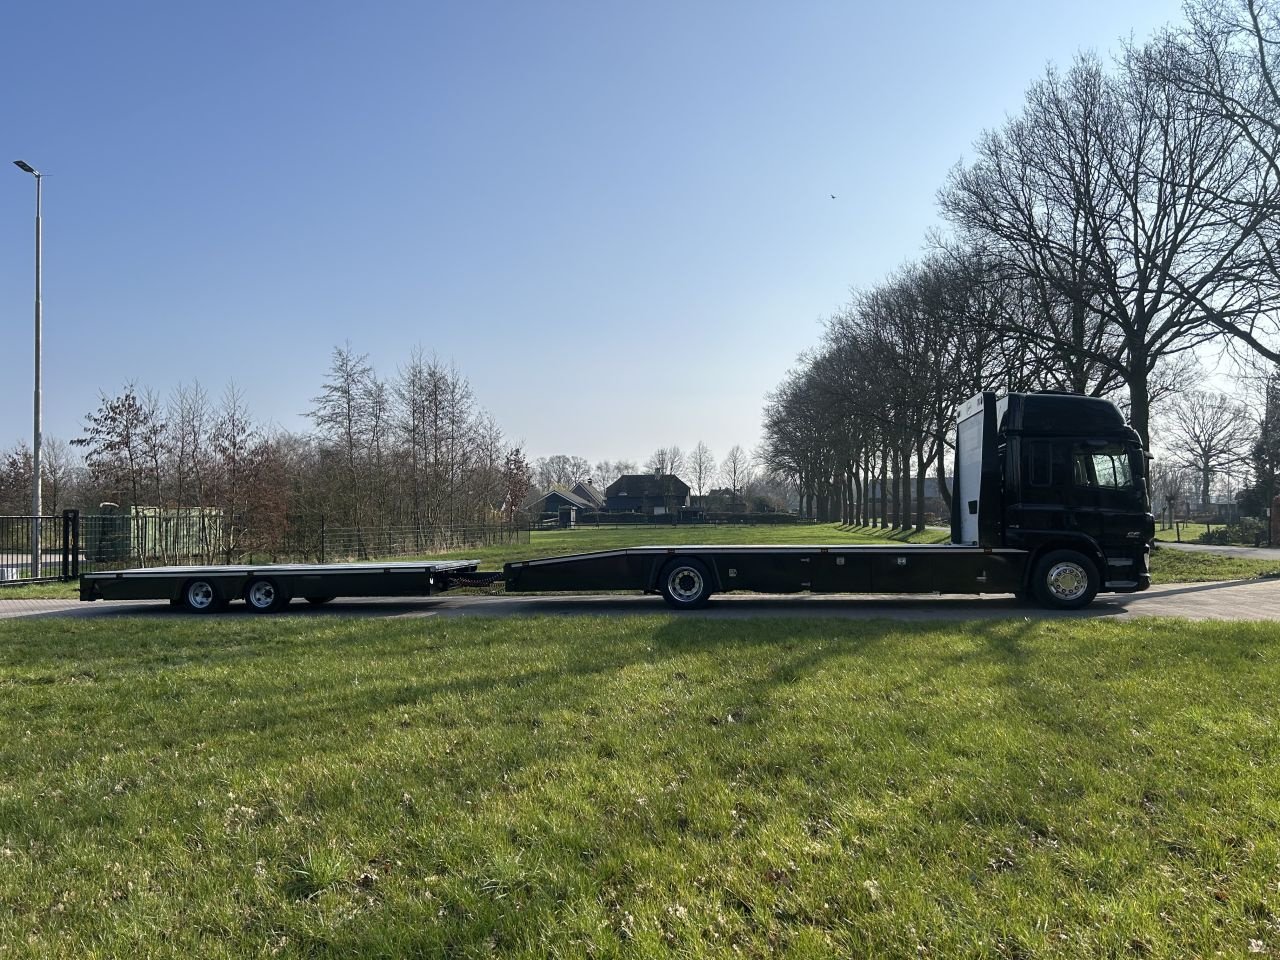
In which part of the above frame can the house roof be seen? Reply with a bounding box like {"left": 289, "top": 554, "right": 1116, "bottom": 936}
{"left": 571, "top": 480, "right": 607, "bottom": 508}
{"left": 521, "top": 484, "right": 593, "bottom": 512}
{"left": 606, "top": 474, "right": 691, "bottom": 498}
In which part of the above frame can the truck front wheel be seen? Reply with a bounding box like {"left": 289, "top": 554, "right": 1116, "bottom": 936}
{"left": 1031, "top": 550, "right": 1099, "bottom": 610}
{"left": 659, "top": 558, "right": 713, "bottom": 610}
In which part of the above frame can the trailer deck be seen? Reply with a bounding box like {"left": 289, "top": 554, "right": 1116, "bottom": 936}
{"left": 504, "top": 543, "right": 1034, "bottom": 602}
{"left": 80, "top": 560, "right": 484, "bottom": 612}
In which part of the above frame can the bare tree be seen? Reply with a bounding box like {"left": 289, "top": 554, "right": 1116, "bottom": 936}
{"left": 1160, "top": 390, "right": 1254, "bottom": 509}
{"left": 689, "top": 441, "right": 715, "bottom": 506}
{"left": 645, "top": 446, "right": 685, "bottom": 477}
{"left": 533, "top": 454, "right": 590, "bottom": 489}
{"left": 941, "top": 48, "right": 1280, "bottom": 444}
{"left": 720, "top": 445, "right": 753, "bottom": 511}
{"left": 592, "top": 460, "right": 636, "bottom": 487}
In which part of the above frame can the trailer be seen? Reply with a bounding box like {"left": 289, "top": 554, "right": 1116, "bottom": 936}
{"left": 78, "top": 392, "right": 1155, "bottom": 614}
{"left": 79, "top": 560, "right": 488, "bottom": 613}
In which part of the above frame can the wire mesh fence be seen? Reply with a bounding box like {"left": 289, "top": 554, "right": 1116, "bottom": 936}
{"left": 0, "top": 514, "right": 69, "bottom": 582}
{"left": 0, "top": 509, "right": 530, "bottom": 584}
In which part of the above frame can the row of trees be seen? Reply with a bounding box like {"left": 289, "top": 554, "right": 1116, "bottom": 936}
{"left": 761, "top": 0, "right": 1280, "bottom": 527}
{"left": 0, "top": 345, "right": 534, "bottom": 557}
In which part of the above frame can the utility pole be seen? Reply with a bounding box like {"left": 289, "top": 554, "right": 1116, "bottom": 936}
{"left": 14, "top": 160, "right": 43, "bottom": 577}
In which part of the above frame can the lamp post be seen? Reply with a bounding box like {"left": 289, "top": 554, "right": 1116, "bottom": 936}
{"left": 14, "top": 160, "right": 42, "bottom": 578}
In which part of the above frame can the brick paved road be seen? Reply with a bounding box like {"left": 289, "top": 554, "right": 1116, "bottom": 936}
{"left": 2, "top": 579, "right": 1278, "bottom": 622}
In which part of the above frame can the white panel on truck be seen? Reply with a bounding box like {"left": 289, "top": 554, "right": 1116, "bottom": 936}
{"left": 955, "top": 392, "right": 987, "bottom": 545}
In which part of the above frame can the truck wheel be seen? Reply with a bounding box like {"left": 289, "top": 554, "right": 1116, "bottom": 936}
{"left": 305, "top": 596, "right": 335, "bottom": 606}
{"left": 1031, "top": 550, "right": 1099, "bottom": 610}
{"left": 659, "top": 558, "right": 713, "bottom": 609}
{"left": 181, "top": 578, "right": 221, "bottom": 614}
{"left": 244, "top": 577, "right": 290, "bottom": 613}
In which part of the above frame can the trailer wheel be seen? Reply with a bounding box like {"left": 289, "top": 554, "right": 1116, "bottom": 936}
{"left": 659, "top": 558, "right": 713, "bottom": 609}
{"left": 244, "top": 577, "right": 290, "bottom": 613}
{"left": 181, "top": 578, "right": 221, "bottom": 614}
{"left": 1031, "top": 550, "right": 1099, "bottom": 610}
{"left": 305, "top": 596, "right": 335, "bottom": 606}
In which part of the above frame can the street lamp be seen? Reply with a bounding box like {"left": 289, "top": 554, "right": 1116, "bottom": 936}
{"left": 13, "top": 160, "right": 42, "bottom": 578}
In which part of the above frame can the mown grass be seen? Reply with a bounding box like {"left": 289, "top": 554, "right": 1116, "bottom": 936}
{"left": 1149, "top": 546, "right": 1280, "bottom": 584}
{"left": 1152, "top": 523, "right": 1256, "bottom": 545}
{"left": 1, "top": 615, "right": 1279, "bottom": 958}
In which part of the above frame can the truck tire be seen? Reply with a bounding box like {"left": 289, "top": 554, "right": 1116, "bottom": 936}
{"left": 659, "top": 558, "right": 713, "bottom": 609}
{"left": 1031, "top": 550, "right": 1099, "bottom": 610}
{"left": 181, "top": 578, "right": 221, "bottom": 614}
{"left": 244, "top": 577, "right": 290, "bottom": 613}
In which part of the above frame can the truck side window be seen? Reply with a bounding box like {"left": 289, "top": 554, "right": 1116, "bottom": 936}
{"left": 1028, "top": 442, "right": 1052, "bottom": 486}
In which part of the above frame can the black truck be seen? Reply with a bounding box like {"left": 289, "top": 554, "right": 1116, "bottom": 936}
{"left": 80, "top": 391, "right": 1153, "bottom": 612}
{"left": 503, "top": 391, "right": 1154, "bottom": 610}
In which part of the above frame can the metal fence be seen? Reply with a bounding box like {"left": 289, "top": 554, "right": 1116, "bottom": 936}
{"left": 0, "top": 509, "right": 529, "bottom": 585}
{"left": 0, "top": 512, "right": 78, "bottom": 583}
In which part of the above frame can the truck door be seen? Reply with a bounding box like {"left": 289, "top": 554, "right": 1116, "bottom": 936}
{"left": 1067, "top": 441, "right": 1144, "bottom": 549}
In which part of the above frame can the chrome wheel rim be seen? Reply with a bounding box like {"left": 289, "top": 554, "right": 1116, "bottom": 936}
{"left": 248, "top": 581, "right": 276, "bottom": 609}
{"left": 1046, "top": 562, "right": 1088, "bottom": 602}
{"left": 668, "top": 567, "right": 704, "bottom": 603}
{"left": 187, "top": 581, "right": 214, "bottom": 609}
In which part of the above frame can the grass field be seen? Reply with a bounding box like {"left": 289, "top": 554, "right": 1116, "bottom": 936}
{"left": 2, "top": 615, "right": 1279, "bottom": 957}
{"left": 1, "top": 524, "right": 1277, "bottom": 600}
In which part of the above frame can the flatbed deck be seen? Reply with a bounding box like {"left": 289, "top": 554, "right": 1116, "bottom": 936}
{"left": 81, "top": 560, "right": 483, "bottom": 611}
{"left": 504, "top": 543, "right": 1031, "bottom": 598}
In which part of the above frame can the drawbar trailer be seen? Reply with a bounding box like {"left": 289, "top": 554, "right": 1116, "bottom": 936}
{"left": 80, "top": 560, "right": 489, "bottom": 613}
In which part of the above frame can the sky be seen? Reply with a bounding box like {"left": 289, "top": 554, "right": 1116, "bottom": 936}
{"left": 0, "top": 0, "right": 1186, "bottom": 467}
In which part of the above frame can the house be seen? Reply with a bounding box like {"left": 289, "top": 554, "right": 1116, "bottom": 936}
{"left": 571, "top": 480, "right": 607, "bottom": 510}
{"left": 521, "top": 485, "right": 594, "bottom": 519}
{"left": 605, "top": 474, "right": 691, "bottom": 515}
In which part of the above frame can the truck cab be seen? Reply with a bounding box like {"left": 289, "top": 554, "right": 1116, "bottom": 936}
{"left": 953, "top": 391, "right": 1154, "bottom": 594}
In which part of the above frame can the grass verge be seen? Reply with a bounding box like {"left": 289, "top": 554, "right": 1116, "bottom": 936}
{"left": 1150, "top": 546, "right": 1280, "bottom": 584}
{"left": 2, "top": 615, "right": 1279, "bottom": 958}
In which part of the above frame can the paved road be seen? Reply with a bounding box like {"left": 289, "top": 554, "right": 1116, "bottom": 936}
{"left": 2, "top": 579, "right": 1279, "bottom": 622}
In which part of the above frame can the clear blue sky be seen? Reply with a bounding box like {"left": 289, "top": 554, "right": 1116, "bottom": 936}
{"left": 1, "top": 0, "right": 1183, "bottom": 466}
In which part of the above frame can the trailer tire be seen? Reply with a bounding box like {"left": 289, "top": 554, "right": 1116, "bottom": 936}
{"left": 244, "top": 577, "right": 290, "bottom": 613}
{"left": 305, "top": 596, "right": 335, "bottom": 606}
{"left": 180, "top": 578, "right": 221, "bottom": 614}
{"left": 659, "top": 558, "right": 713, "bottom": 610}
{"left": 1031, "top": 550, "right": 1099, "bottom": 610}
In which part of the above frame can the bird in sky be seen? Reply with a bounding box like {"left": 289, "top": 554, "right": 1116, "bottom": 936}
{"left": 830, "top": 194, "right": 837, "bottom": 199}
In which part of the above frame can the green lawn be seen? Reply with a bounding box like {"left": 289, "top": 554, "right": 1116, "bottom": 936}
{"left": 2, "top": 615, "right": 1279, "bottom": 957}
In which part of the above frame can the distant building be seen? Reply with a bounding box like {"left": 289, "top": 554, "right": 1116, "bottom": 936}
{"left": 521, "top": 485, "right": 594, "bottom": 518}
{"left": 571, "top": 480, "right": 607, "bottom": 510}
{"left": 605, "top": 474, "right": 691, "bottom": 515}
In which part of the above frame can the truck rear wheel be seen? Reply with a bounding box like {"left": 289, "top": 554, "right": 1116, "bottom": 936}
{"left": 659, "top": 558, "right": 712, "bottom": 609}
{"left": 181, "top": 578, "right": 221, "bottom": 614}
{"left": 245, "top": 577, "right": 290, "bottom": 613}
{"left": 1031, "top": 550, "right": 1099, "bottom": 610}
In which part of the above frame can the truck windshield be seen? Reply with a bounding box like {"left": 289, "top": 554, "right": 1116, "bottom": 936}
{"left": 1071, "top": 443, "right": 1143, "bottom": 495}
